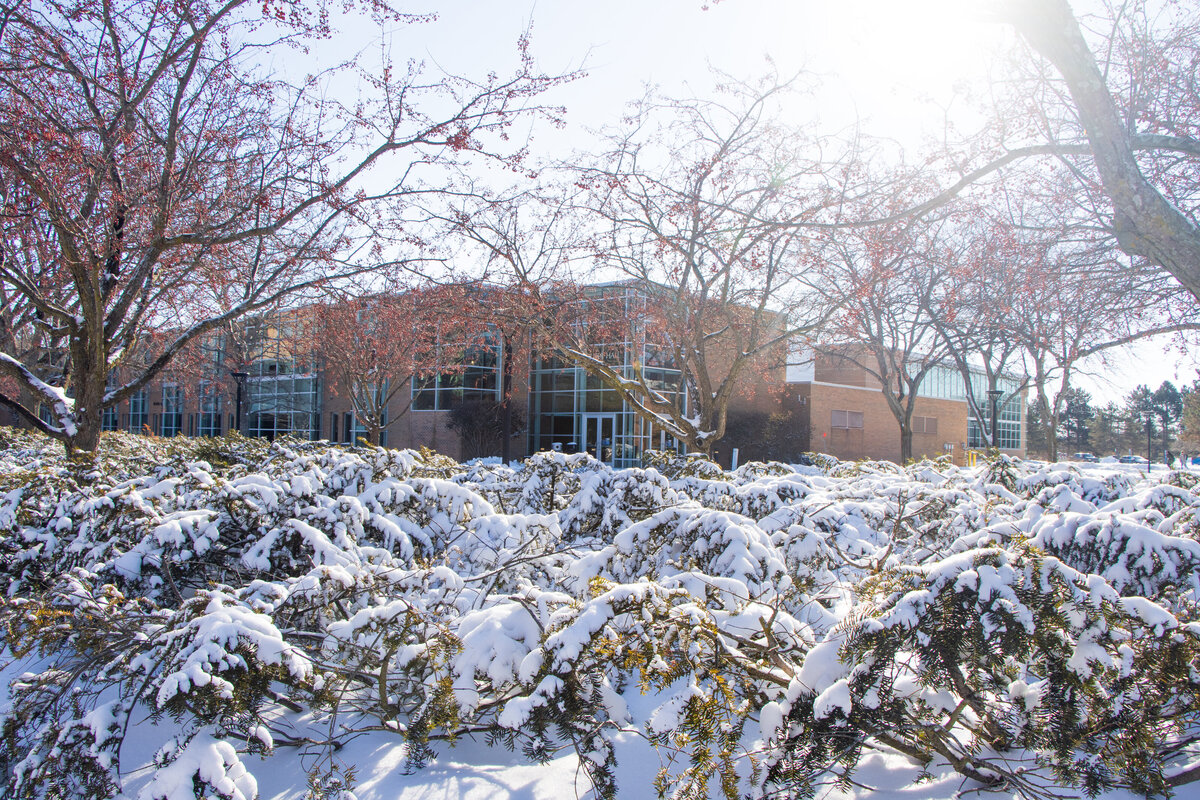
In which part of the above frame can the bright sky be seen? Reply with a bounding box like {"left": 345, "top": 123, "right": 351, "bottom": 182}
{"left": 361, "top": 0, "right": 1005, "bottom": 151}
{"left": 1077, "top": 337, "right": 1200, "bottom": 406}
{"left": 332, "top": 0, "right": 1197, "bottom": 404}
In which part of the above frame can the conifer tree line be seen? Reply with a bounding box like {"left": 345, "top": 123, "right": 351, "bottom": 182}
{"left": 1028, "top": 379, "right": 1200, "bottom": 462}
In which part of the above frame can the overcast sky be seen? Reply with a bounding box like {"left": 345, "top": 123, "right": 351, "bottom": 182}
{"left": 330, "top": 0, "right": 1198, "bottom": 403}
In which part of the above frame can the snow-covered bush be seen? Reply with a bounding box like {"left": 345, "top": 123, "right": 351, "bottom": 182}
{"left": 2, "top": 431, "right": 1199, "bottom": 800}
{"left": 768, "top": 545, "right": 1200, "bottom": 797}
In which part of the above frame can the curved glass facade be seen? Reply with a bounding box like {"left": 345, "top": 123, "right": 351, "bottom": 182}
{"left": 527, "top": 287, "right": 685, "bottom": 468}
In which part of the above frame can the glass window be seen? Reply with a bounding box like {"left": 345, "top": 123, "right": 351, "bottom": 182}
{"left": 246, "top": 374, "right": 319, "bottom": 440}
{"left": 101, "top": 374, "right": 120, "bottom": 431}
{"left": 832, "top": 409, "right": 864, "bottom": 429}
{"left": 968, "top": 392, "right": 1023, "bottom": 450}
{"left": 160, "top": 383, "right": 184, "bottom": 437}
{"left": 198, "top": 380, "right": 222, "bottom": 437}
{"left": 412, "top": 344, "right": 500, "bottom": 411}
{"left": 126, "top": 389, "right": 149, "bottom": 433}
{"left": 917, "top": 365, "right": 968, "bottom": 400}
{"left": 526, "top": 289, "right": 685, "bottom": 467}
{"left": 342, "top": 412, "right": 369, "bottom": 445}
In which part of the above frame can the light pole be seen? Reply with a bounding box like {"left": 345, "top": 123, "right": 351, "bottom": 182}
{"left": 230, "top": 370, "right": 248, "bottom": 434}
{"left": 987, "top": 389, "right": 1003, "bottom": 449}
{"left": 1144, "top": 410, "right": 1154, "bottom": 476}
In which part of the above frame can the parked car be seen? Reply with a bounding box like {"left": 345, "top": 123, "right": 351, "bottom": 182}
{"left": 1072, "top": 452, "right": 1098, "bottom": 462}
{"left": 1118, "top": 455, "right": 1149, "bottom": 466}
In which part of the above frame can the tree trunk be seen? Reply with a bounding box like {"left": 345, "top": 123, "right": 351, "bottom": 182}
{"left": 1043, "top": 415, "right": 1059, "bottom": 462}
{"left": 899, "top": 426, "right": 913, "bottom": 463}
{"left": 690, "top": 405, "right": 724, "bottom": 459}
{"left": 1009, "top": 0, "right": 1200, "bottom": 301}
{"left": 65, "top": 331, "right": 106, "bottom": 453}
{"left": 501, "top": 337, "right": 513, "bottom": 463}
{"left": 69, "top": 413, "right": 102, "bottom": 454}
{"left": 1029, "top": 357, "right": 1059, "bottom": 462}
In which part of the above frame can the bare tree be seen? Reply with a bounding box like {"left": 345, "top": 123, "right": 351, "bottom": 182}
{"left": 1010, "top": 248, "right": 1195, "bottom": 461}
{"left": 815, "top": 220, "right": 951, "bottom": 463}
{"left": 923, "top": 209, "right": 1039, "bottom": 448}
{"left": 0, "top": 0, "right": 571, "bottom": 452}
{"left": 427, "top": 187, "right": 578, "bottom": 461}
{"left": 556, "top": 76, "right": 842, "bottom": 455}
{"left": 896, "top": 0, "right": 1200, "bottom": 301}
{"left": 914, "top": 167, "right": 1200, "bottom": 460}
{"left": 313, "top": 285, "right": 487, "bottom": 446}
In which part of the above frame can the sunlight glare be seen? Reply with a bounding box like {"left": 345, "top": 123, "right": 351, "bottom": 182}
{"left": 828, "top": 0, "right": 991, "bottom": 90}
{"left": 800, "top": 0, "right": 1001, "bottom": 138}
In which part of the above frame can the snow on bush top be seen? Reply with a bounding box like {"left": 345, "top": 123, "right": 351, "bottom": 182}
{"left": 1, "top": 428, "right": 1199, "bottom": 800}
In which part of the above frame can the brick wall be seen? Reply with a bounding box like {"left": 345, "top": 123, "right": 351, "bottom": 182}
{"left": 806, "top": 383, "right": 968, "bottom": 463}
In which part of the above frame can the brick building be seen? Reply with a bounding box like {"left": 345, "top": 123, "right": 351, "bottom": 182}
{"left": 102, "top": 307, "right": 517, "bottom": 462}
{"left": 7, "top": 285, "right": 1024, "bottom": 465}
{"left": 779, "top": 348, "right": 1025, "bottom": 462}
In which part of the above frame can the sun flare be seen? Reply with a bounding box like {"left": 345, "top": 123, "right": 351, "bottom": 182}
{"left": 826, "top": 0, "right": 993, "bottom": 89}
{"left": 772, "top": 0, "right": 1005, "bottom": 136}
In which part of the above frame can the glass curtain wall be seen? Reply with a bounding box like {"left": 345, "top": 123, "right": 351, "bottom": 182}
{"left": 198, "top": 380, "right": 223, "bottom": 436}
{"left": 528, "top": 287, "right": 685, "bottom": 468}
{"left": 125, "top": 389, "right": 149, "bottom": 432}
{"left": 243, "top": 314, "right": 321, "bottom": 440}
{"left": 412, "top": 341, "right": 500, "bottom": 411}
{"left": 159, "top": 383, "right": 184, "bottom": 436}
{"left": 963, "top": 373, "right": 1023, "bottom": 450}
{"left": 967, "top": 388, "right": 1023, "bottom": 449}
{"left": 914, "top": 364, "right": 1024, "bottom": 451}
{"left": 245, "top": 373, "right": 319, "bottom": 439}
{"left": 101, "top": 375, "right": 120, "bottom": 431}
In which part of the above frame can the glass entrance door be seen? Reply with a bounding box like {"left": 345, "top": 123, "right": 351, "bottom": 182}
{"left": 582, "top": 413, "right": 617, "bottom": 464}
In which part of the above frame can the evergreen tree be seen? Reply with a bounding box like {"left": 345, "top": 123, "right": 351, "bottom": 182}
{"left": 1026, "top": 401, "right": 1048, "bottom": 458}
{"left": 1180, "top": 378, "right": 1200, "bottom": 457}
{"left": 1090, "top": 402, "right": 1124, "bottom": 458}
{"left": 1126, "top": 386, "right": 1157, "bottom": 461}
{"left": 1061, "top": 388, "right": 1094, "bottom": 452}
{"left": 1151, "top": 381, "right": 1184, "bottom": 460}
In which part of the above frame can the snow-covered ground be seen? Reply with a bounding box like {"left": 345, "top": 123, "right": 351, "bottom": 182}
{"left": 0, "top": 430, "right": 1197, "bottom": 800}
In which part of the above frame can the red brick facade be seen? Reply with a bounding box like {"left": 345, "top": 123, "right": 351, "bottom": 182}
{"left": 10, "top": 301, "right": 1024, "bottom": 466}
{"left": 796, "top": 382, "right": 971, "bottom": 462}
{"left": 780, "top": 348, "right": 1025, "bottom": 464}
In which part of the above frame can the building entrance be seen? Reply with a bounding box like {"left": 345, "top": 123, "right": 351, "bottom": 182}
{"left": 582, "top": 413, "right": 617, "bottom": 464}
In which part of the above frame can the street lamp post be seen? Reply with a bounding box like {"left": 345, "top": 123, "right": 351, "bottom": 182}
{"left": 986, "top": 389, "right": 1003, "bottom": 449}
{"left": 1144, "top": 411, "right": 1154, "bottom": 476}
{"left": 230, "top": 371, "right": 248, "bottom": 434}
